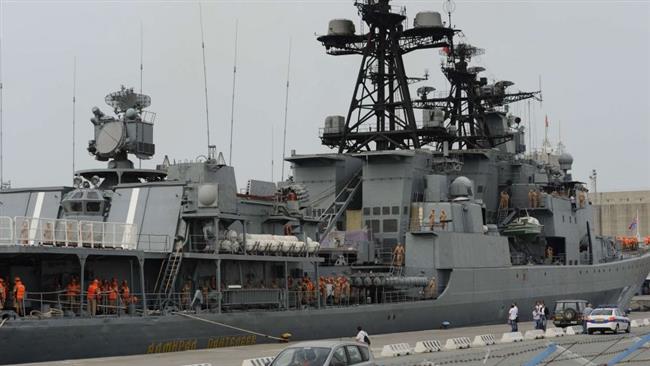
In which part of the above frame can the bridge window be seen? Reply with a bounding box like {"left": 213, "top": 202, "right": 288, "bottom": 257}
{"left": 86, "top": 202, "right": 101, "bottom": 212}
{"left": 363, "top": 207, "right": 370, "bottom": 215}
{"left": 372, "top": 207, "right": 380, "bottom": 215}
{"left": 382, "top": 206, "right": 390, "bottom": 215}
{"left": 383, "top": 219, "right": 398, "bottom": 233}
{"left": 366, "top": 220, "right": 380, "bottom": 233}
{"left": 392, "top": 206, "right": 399, "bottom": 215}
{"left": 70, "top": 202, "right": 82, "bottom": 212}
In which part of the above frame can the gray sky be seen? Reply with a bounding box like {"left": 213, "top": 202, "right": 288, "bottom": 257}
{"left": 0, "top": 0, "right": 648, "bottom": 192}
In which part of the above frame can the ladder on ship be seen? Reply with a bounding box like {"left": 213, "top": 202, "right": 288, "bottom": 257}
{"left": 154, "top": 244, "right": 184, "bottom": 305}
{"left": 318, "top": 168, "right": 363, "bottom": 240}
{"left": 497, "top": 207, "right": 517, "bottom": 227}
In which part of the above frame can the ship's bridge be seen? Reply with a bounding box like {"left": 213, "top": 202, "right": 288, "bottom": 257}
{"left": 61, "top": 188, "right": 107, "bottom": 218}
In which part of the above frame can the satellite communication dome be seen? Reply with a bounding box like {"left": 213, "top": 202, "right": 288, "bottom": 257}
{"left": 558, "top": 152, "right": 574, "bottom": 171}
{"left": 327, "top": 19, "right": 355, "bottom": 36}
{"left": 413, "top": 12, "right": 443, "bottom": 28}
{"left": 449, "top": 176, "right": 473, "bottom": 197}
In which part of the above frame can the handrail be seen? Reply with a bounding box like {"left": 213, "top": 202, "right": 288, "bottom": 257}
{"left": 0, "top": 216, "right": 138, "bottom": 250}
{"left": 7, "top": 286, "right": 434, "bottom": 320}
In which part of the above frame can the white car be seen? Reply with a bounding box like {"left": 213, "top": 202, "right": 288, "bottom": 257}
{"left": 586, "top": 307, "right": 631, "bottom": 334}
{"left": 269, "top": 340, "right": 375, "bottom": 366}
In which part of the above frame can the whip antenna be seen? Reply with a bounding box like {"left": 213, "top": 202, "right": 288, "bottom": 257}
{"left": 0, "top": 20, "right": 4, "bottom": 188}
{"left": 199, "top": 3, "right": 212, "bottom": 155}
{"left": 72, "top": 57, "right": 77, "bottom": 175}
{"left": 140, "top": 21, "right": 144, "bottom": 94}
{"left": 280, "top": 38, "right": 292, "bottom": 182}
{"left": 271, "top": 125, "right": 274, "bottom": 182}
{"left": 228, "top": 20, "right": 238, "bottom": 166}
{"left": 139, "top": 21, "right": 144, "bottom": 168}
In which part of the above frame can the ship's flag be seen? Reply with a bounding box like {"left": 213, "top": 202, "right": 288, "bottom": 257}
{"left": 629, "top": 216, "right": 638, "bottom": 231}
{"left": 545, "top": 115, "right": 549, "bottom": 127}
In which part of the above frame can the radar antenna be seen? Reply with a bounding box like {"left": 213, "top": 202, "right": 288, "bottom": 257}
{"left": 318, "top": 0, "right": 455, "bottom": 153}
{"left": 318, "top": 0, "right": 543, "bottom": 153}
{"left": 88, "top": 86, "right": 156, "bottom": 167}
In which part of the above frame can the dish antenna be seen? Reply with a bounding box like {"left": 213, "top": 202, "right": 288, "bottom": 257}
{"left": 104, "top": 86, "right": 151, "bottom": 113}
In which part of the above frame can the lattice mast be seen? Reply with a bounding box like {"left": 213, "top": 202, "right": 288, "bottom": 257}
{"left": 318, "top": 0, "right": 454, "bottom": 153}
{"left": 318, "top": 0, "right": 541, "bottom": 153}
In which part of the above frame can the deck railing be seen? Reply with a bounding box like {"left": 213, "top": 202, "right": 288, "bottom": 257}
{"left": 0, "top": 216, "right": 138, "bottom": 250}
{"left": 5, "top": 286, "right": 432, "bottom": 319}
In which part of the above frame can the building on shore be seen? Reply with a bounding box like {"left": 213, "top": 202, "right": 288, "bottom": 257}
{"left": 589, "top": 190, "right": 649, "bottom": 238}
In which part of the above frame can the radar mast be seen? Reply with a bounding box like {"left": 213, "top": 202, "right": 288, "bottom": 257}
{"left": 318, "top": 0, "right": 541, "bottom": 153}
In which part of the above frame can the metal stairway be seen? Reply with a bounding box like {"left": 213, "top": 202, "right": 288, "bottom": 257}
{"left": 497, "top": 208, "right": 518, "bottom": 227}
{"left": 318, "top": 169, "right": 363, "bottom": 240}
{"left": 154, "top": 244, "right": 183, "bottom": 303}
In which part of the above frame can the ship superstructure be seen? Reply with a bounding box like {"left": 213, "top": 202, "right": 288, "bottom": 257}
{"left": 0, "top": 1, "right": 648, "bottom": 364}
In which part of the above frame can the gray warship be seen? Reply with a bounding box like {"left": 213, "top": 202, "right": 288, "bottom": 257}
{"left": 1, "top": 1, "right": 649, "bottom": 364}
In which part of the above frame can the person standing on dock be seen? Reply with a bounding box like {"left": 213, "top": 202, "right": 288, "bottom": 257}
{"left": 508, "top": 303, "right": 518, "bottom": 332}
{"left": 355, "top": 326, "right": 370, "bottom": 345}
{"left": 582, "top": 303, "right": 593, "bottom": 334}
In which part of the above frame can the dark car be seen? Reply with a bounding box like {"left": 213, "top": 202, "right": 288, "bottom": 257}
{"left": 553, "top": 299, "right": 588, "bottom": 327}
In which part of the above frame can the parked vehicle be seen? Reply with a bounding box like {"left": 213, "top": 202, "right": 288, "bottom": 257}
{"left": 586, "top": 307, "right": 631, "bottom": 334}
{"left": 270, "top": 340, "right": 375, "bottom": 366}
{"left": 553, "top": 299, "right": 588, "bottom": 327}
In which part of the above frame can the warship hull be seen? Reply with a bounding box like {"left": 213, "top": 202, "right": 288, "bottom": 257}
{"left": 2, "top": 255, "right": 648, "bottom": 365}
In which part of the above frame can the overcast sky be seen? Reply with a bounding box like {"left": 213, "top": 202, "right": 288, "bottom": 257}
{"left": 0, "top": 0, "right": 648, "bottom": 192}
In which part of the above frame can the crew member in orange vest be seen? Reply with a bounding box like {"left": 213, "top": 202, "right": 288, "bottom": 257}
{"left": 120, "top": 280, "right": 130, "bottom": 308}
{"left": 13, "top": 277, "right": 26, "bottom": 316}
{"left": 66, "top": 277, "right": 79, "bottom": 311}
{"left": 87, "top": 279, "right": 99, "bottom": 316}
{"left": 0, "top": 278, "right": 6, "bottom": 310}
{"left": 108, "top": 281, "right": 119, "bottom": 314}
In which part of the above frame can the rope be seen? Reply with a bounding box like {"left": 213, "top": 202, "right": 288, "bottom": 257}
{"left": 28, "top": 308, "right": 64, "bottom": 319}
{"left": 172, "top": 311, "right": 285, "bottom": 341}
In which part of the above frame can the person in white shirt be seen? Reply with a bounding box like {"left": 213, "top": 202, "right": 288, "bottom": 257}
{"left": 355, "top": 326, "right": 370, "bottom": 344}
{"left": 532, "top": 302, "right": 541, "bottom": 330}
{"left": 508, "top": 303, "right": 519, "bottom": 331}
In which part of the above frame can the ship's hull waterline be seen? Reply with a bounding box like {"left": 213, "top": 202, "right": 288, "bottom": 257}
{"left": 2, "top": 255, "right": 648, "bottom": 365}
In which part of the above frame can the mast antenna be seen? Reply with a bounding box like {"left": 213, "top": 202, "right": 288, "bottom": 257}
{"left": 443, "top": 0, "right": 456, "bottom": 27}
{"left": 0, "top": 18, "right": 4, "bottom": 188}
{"left": 228, "top": 20, "right": 238, "bottom": 166}
{"left": 527, "top": 100, "right": 531, "bottom": 156}
{"left": 199, "top": 3, "right": 212, "bottom": 156}
{"left": 72, "top": 57, "right": 77, "bottom": 175}
{"left": 139, "top": 21, "right": 144, "bottom": 168}
{"left": 280, "top": 38, "right": 292, "bottom": 182}
{"left": 140, "top": 21, "right": 144, "bottom": 94}
{"left": 271, "top": 125, "right": 274, "bottom": 182}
